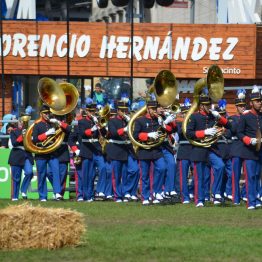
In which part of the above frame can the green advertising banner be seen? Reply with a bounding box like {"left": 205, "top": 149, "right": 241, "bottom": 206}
{"left": 0, "top": 149, "right": 69, "bottom": 200}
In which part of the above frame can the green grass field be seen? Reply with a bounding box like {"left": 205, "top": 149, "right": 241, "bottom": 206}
{"left": 0, "top": 200, "right": 262, "bottom": 262}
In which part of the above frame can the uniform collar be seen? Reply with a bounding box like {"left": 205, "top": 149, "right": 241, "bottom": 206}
{"left": 199, "top": 109, "right": 208, "bottom": 116}
{"left": 145, "top": 113, "right": 153, "bottom": 119}
{"left": 250, "top": 108, "right": 258, "bottom": 115}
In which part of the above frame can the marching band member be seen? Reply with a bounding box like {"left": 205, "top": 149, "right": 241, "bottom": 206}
{"left": 157, "top": 105, "right": 177, "bottom": 199}
{"left": 103, "top": 107, "right": 117, "bottom": 200}
{"left": 68, "top": 108, "right": 84, "bottom": 201}
{"left": 106, "top": 100, "right": 133, "bottom": 202}
{"left": 8, "top": 113, "right": 34, "bottom": 200}
{"left": 77, "top": 103, "right": 99, "bottom": 202}
{"left": 229, "top": 89, "right": 247, "bottom": 205}
{"left": 237, "top": 86, "right": 262, "bottom": 209}
{"left": 133, "top": 101, "right": 167, "bottom": 205}
{"left": 48, "top": 114, "right": 72, "bottom": 197}
{"left": 32, "top": 105, "right": 62, "bottom": 201}
{"left": 177, "top": 99, "right": 192, "bottom": 204}
{"left": 186, "top": 89, "right": 230, "bottom": 207}
{"left": 86, "top": 103, "right": 108, "bottom": 201}
{"left": 213, "top": 99, "right": 233, "bottom": 201}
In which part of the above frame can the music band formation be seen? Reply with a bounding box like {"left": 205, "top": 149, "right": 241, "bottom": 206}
{"left": 8, "top": 66, "right": 262, "bottom": 210}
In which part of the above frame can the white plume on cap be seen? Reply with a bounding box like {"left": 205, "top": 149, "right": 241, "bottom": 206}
{"left": 252, "top": 85, "right": 259, "bottom": 93}
{"left": 237, "top": 89, "right": 246, "bottom": 99}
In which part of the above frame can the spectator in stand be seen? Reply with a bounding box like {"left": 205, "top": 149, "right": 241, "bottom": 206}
{"left": 92, "top": 82, "right": 107, "bottom": 106}
{"left": 0, "top": 114, "right": 17, "bottom": 148}
{"left": 138, "top": 78, "right": 156, "bottom": 101}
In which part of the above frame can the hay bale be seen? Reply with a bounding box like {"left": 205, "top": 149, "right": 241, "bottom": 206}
{"left": 0, "top": 203, "right": 86, "bottom": 250}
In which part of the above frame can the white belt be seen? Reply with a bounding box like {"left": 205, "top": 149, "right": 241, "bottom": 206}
{"left": 231, "top": 136, "right": 238, "bottom": 140}
{"left": 82, "top": 138, "right": 99, "bottom": 143}
{"left": 179, "top": 141, "right": 190, "bottom": 145}
{"left": 13, "top": 146, "right": 25, "bottom": 150}
{"left": 108, "top": 139, "right": 131, "bottom": 145}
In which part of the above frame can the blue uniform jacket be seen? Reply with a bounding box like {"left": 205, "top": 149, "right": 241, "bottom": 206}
{"left": 106, "top": 115, "right": 130, "bottom": 161}
{"left": 133, "top": 114, "right": 164, "bottom": 160}
{"left": 237, "top": 109, "right": 262, "bottom": 160}
{"left": 228, "top": 114, "right": 245, "bottom": 158}
{"left": 176, "top": 121, "right": 192, "bottom": 160}
{"left": 8, "top": 128, "right": 34, "bottom": 166}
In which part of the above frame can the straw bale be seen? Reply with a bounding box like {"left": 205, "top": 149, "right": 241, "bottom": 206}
{"left": 0, "top": 203, "right": 86, "bottom": 250}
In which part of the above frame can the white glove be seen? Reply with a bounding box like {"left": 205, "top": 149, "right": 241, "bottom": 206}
{"left": 148, "top": 132, "right": 159, "bottom": 140}
{"left": 124, "top": 126, "right": 128, "bottom": 132}
{"left": 124, "top": 115, "right": 130, "bottom": 122}
{"left": 49, "top": 118, "right": 60, "bottom": 125}
{"left": 91, "top": 125, "right": 98, "bottom": 132}
{"left": 75, "top": 149, "right": 80, "bottom": 156}
{"left": 204, "top": 127, "right": 217, "bottom": 136}
{"left": 250, "top": 138, "right": 257, "bottom": 145}
{"left": 164, "top": 114, "right": 176, "bottom": 125}
{"left": 45, "top": 128, "right": 56, "bottom": 136}
{"left": 158, "top": 117, "right": 163, "bottom": 126}
{"left": 92, "top": 116, "right": 98, "bottom": 124}
{"left": 210, "top": 110, "right": 221, "bottom": 119}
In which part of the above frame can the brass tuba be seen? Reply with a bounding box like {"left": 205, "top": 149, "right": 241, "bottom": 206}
{"left": 128, "top": 70, "right": 178, "bottom": 152}
{"left": 98, "top": 104, "right": 111, "bottom": 154}
{"left": 23, "top": 78, "right": 79, "bottom": 154}
{"left": 98, "top": 104, "right": 111, "bottom": 127}
{"left": 182, "top": 65, "right": 224, "bottom": 148}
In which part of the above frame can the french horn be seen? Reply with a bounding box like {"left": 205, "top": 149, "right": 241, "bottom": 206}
{"left": 182, "top": 65, "right": 224, "bottom": 148}
{"left": 23, "top": 78, "right": 79, "bottom": 154}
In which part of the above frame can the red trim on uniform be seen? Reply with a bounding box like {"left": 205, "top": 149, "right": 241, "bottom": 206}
{"left": 145, "top": 113, "right": 152, "bottom": 119}
{"left": 193, "top": 163, "right": 198, "bottom": 205}
{"left": 164, "top": 124, "right": 172, "bottom": 132}
{"left": 38, "top": 133, "right": 47, "bottom": 141}
{"left": 195, "top": 130, "right": 205, "bottom": 138}
{"left": 10, "top": 168, "right": 13, "bottom": 199}
{"left": 138, "top": 132, "right": 148, "bottom": 141}
{"left": 171, "top": 121, "right": 176, "bottom": 128}
{"left": 16, "top": 135, "right": 23, "bottom": 143}
{"left": 117, "top": 128, "right": 125, "bottom": 136}
{"left": 60, "top": 122, "right": 68, "bottom": 129}
{"left": 138, "top": 160, "right": 143, "bottom": 201}
{"left": 117, "top": 115, "right": 123, "bottom": 120}
{"left": 218, "top": 116, "right": 228, "bottom": 126}
{"left": 250, "top": 108, "right": 258, "bottom": 115}
{"left": 85, "top": 129, "right": 92, "bottom": 136}
{"left": 74, "top": 165, "right": 79, "bottom": 199}
{"left": 211, "top": 167, "right": 214, "bottom": 193}
{"left": 243, "top": 136, "right": 251, "bottom": 145}
{"left": 179, "top": 160, "right": 184, "bottom": 202}
{"left": 232, "top": 158, "right": 236, "bottom": 203}
{"left": 243, "top": 161, "right": 248, "bottom": 208}
{"left": 199, "top": 110, "right": 207, "bottom": 116}
{"left": 76, "top": 115, "right": 82, "bottom": 121}
{"left": 149, "top": 162, "right": 153, "bottom": 198}
{"left": 111, "top": 165, "right": 117, "bottom": 201}
{"left": 71, "top": 146, "right": 78, "bottom": 152}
